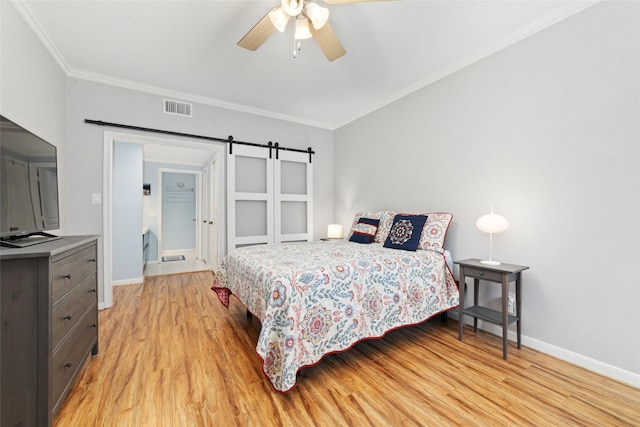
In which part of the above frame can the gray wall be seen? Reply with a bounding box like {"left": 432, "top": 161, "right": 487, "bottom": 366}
{"left": 0, "top": 2, "right": 67, "bottom": 233}
{"left": 64, "top": 79, "right": 334, "bottom": 293}
{"left": 334, "top": 2, "right": 639, "bottom": 381}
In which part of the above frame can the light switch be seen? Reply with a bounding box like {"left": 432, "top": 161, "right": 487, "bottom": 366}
{"left": 92, "top": 193, "right": 102, "bottom": 204}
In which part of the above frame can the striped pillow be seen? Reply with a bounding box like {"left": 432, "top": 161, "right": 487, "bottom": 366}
{"left": 349, "top": 218, "right": 380, "bottom": 244}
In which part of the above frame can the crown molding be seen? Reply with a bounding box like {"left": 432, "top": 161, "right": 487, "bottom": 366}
{"left": 66, "top": 68, "right": 334, "bottom": 130}
{"left": 9, "top": 0, "right": 334, "bottom": 130}
{"left": 334, "top": 0, "right": 601, "bottom": 129}
{"left": 11, "top": 0, "right": 599, "bottom": 131}
{"left": 10, "top": 0, "right": 72, "bottom": 74}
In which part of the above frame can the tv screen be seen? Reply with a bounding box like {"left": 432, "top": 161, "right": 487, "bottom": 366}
{"left": 0, "top": 115, "right": 60, "bottom": 247}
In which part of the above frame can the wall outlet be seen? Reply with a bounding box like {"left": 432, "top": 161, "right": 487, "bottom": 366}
{"left": 91, "top": 193, "right": 102, "bottom": 204}
{"left": 508, "top": 292, "right": 516, "bottom": 315}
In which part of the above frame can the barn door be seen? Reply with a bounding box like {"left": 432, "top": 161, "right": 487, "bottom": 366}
{"left": 227, "top": 144, "right": 312, "bottom": 253}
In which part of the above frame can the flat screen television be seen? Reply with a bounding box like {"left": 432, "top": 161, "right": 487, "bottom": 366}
{"left": 0, "top": 114, "right": 61, "bottom": 247}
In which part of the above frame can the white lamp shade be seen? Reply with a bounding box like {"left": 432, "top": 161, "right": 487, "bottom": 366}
{"left": 476, "top": 213, "right": 509, "bottom": 234}
{"left": 268, "top": 7, "right": 291, "bottom": 32}
{"left": 294, "top": 17, "right": 312, "bottom": 40}
{"left": 281, "top": 0, "right": 304, "bottom": 16}
{"left": 306, "top": 2, "right": 330, "bottom": 30}
{"left": 327, "top": 224, "right": 343, "bottom": 239}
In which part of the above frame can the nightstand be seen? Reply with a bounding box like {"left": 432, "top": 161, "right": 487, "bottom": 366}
{"left": 455, "top": 258, "right": 529, "bottom": 359}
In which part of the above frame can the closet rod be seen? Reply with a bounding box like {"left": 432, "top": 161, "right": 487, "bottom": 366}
{"left": 84, "top": 119, "right": 315, "bottom": 157}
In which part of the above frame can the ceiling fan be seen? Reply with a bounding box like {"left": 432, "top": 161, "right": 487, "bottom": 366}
{"left": 238, "top": 0, "right": 392, "bottom": 62}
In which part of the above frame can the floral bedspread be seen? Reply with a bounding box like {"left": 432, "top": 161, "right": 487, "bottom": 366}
{"left": 212, "top": 241, "right": 459, "bottom": 392}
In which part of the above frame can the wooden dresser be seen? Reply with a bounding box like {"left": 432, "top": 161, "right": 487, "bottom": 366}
{"left": 0, "top": 235, "right": 99, "bottom": 426}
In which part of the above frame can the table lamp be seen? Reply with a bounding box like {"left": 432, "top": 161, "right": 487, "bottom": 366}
{"left": 476, "top": 208, "right": 509, "bottom": 266}
{"left": 327, "top": 224, "right": 343, "bottom": 240}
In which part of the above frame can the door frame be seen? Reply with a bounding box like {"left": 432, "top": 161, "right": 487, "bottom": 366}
{"left": 102, "top": 130, "right": 225, "bottom": 309}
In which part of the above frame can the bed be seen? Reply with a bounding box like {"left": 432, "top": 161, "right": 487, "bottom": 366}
{"left": 212, "top": 211, "right": 459, "bottom": 392}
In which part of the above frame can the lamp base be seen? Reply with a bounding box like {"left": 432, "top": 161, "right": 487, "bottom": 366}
{"left": 480, "top": 260, "right": 502, "bottom": 266}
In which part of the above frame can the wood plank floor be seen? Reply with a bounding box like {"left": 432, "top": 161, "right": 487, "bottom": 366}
{"left": 54, "top": 271, "right": 640, "bottom": 426}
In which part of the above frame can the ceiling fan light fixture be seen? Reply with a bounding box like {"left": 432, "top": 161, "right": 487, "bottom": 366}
{"left": 268, "top": 7, "right": 291, "bottom": 32}
{"left": 281, "top": 0, "right": 304, "bottom": 16}
{"left": 306, "top": 2, "right": 330, "bottom": 30}
{"left": 294, "top": 17, "right": 313, "bottom": 40}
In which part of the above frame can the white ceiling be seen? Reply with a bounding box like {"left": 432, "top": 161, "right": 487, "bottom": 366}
{"left": 15, "top": 0, "right": 594, "bottom": 164}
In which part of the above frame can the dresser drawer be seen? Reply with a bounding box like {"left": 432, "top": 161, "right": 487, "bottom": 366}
{"left": 462, "top": 266, "right": 503, "bottom": 282}
{"left": 52, "top": 245, "right": 97, "bottom": 303}
{"left": 52, "top": 273, "right": 97, "bottom": 351}
{"left": 51, "top": 305, "right": 98, "bottom": 413}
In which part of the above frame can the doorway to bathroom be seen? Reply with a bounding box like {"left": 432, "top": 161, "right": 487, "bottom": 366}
{"left": 103, "top": 130, "right": 225, "bottom": 308}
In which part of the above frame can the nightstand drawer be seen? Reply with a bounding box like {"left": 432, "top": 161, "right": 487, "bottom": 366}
{"left": 462, "top": 267, "right": 502, "bottom": 282}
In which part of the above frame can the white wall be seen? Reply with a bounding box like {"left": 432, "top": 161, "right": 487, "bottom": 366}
{"left": 0, "top": 1, "right": 67, "bottom": 233}
{"left": 334, "top": 2, "right": 640, "bottom": 385}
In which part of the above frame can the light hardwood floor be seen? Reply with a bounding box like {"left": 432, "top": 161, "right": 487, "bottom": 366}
{"left": 54, "top": 271, "right": 640, "bottom": 426}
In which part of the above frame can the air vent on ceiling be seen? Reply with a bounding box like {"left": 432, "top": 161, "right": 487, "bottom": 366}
{"left": 164, "top": 99, "right": 192, "bottom": 117}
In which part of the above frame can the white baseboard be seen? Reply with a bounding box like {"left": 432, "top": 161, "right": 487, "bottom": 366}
{"left": 451, "top": 313, "right": 640, "bottom": 389}
{"left": 112, "top": 277, "right": 144, "bottom": 287}
{"left": 162, "top": 248, "right": 196, "bottom": 258}
{"left": 98, "top": 277, "right": 144, "bottom": 310}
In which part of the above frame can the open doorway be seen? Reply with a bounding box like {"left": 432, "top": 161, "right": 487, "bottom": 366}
{"left": 102, "top": 131, "right": 225, "bottom": 308}
{"left": 143, "top": 168, "right": 206, "bottom": 277}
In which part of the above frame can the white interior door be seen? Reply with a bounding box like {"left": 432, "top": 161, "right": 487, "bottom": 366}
{"left": 205, "top": 157, "right": 219, "bottom": 268}
{"left": 201, "top": 166, "right": 210, "bottom": 264}
{"left": 200, "top": 159, "right": 220, "bottom": 268}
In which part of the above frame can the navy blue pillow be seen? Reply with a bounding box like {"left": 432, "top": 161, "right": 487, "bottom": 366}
{"left": 349, "top": 217, "right": 380, "bottom": 244}
{"left": 383, "top": 215, "right": 428, "bottom": 251}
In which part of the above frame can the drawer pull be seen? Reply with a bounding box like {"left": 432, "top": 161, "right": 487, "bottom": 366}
{"left": 63, "top": 274, "right": 72, "bottom": 279}
{"left": 479, "top": 271, "right": 484, "bottom": 276}
{"left": 89, "top": 258, "right": 96, "bottom": 263}
{"left": 90, "top": 323, "right": 97, "bottom": 328}
{"left": 89, "top": 289, "right": 97, "bottom": 293}
{"left": 63, "top": 314, "right": 72, "bottom": 321}
{"left": 64, "top": 361, "right": 72, "bottom": 369}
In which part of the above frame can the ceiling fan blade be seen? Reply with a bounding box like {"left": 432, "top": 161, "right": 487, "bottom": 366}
{"left": 310, "top": 22, "right": 346, "bottom": 62}
{"left": 237, "top": 7, "right": 278, "bottom": 51}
